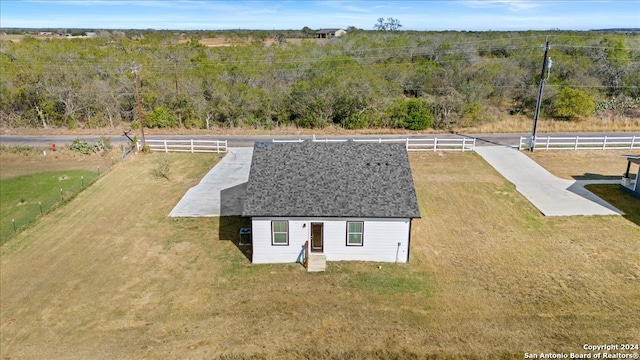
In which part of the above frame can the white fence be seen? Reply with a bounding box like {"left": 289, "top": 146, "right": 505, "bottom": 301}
{"left": 272, "top": 137, "right": 476, "bottom": 152}
{"left": 142, "top": 139, "right": 227, "bottom": 153}
{"left": 519, "top": 135, "right": 640, "bottom": 151}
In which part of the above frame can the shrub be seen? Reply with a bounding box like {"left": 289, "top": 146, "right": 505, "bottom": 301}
{"left": 151, "top": 157, "right": 171, "bottom": 180}
{"left": 388, "top": 98, "right": 434, "bottom": 130}
{"left": 341, "top": 112, "right": 368, "bottom": 129}
{"left": 147, "top": 106, "right": 178, "bottom": 128}
{"left": 461, "top": 102, "right": 489, "bottom": 127}
{"left": 95, "top": 136, "right": 112, "bottom": 152}
{"left": 553, "top": 88, "right": 596, "bottom": 119}
{"left": 69, "top": 139, "right": 93, "bottom": 154}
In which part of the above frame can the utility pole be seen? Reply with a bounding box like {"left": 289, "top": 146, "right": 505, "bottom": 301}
{"left": 530, "top": 39, "right": 550, "bottom": 152}
{"left": 131, "top": 62, "right": 146, "bottom": 148}
{"left": 173, "top": 60, "right": 180, "bottom": 98}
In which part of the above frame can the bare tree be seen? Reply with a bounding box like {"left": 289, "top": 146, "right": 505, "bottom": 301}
{"left": 374, "top": 17, "right": 402, "bottom": 31}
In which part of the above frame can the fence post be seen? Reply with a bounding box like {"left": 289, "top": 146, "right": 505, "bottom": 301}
{"left": 545, "top": 136, "right": 549, "bottom": 150}
{"left": 433, "top": 138, "right": 437, "bottom": 152}
{"left": 164, "top": 139, "right": 168, "bottom": 153}
{"left": 472, "top": 138, "right": 476, "bottom": 151}
{"left": 405, "top": 138, "right": 409, "bottom": 151}
{"left": 462, "top": 138, "right": 466, "bottom": 152}
{"left": 574, "top": 136, "right": 579, "bottom": 150}
{"left": 631, "top": 136, "right": 636, "bottom": 149}
{"left": 191, "top": 139, "right": 194, "bottom": 153}
{"left": 603, "top": 136, "right": 607, "bottom": 150}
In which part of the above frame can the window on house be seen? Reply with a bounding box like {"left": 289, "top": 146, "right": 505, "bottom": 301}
{"left": 272, "top": 221, "right": 289, "bottom": 245}
{"left": 346, "top": 221, "right": 364, "bottom": 246}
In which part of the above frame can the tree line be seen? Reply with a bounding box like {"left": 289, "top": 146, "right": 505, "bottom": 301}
{"left": 0, "top": 29, "right": 638, "bottom": 131}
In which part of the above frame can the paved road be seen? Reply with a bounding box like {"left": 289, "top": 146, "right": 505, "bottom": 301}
{"left": 475, "top": 146, "right": 623, "bottom": 216}
{"left": 1, "top": 132, "right": 638, "bottom": 148}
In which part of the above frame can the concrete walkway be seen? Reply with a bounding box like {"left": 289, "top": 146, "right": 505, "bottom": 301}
{"left": 169, "top": 148, "right": 253, "bottom": 217}
{"left": 475, "top": 146, "right": 623, "bottom": 216}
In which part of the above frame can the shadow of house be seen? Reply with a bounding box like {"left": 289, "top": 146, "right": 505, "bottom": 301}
{"left": 218, "top": 182, "right": 251, "bottom": 261}
{"left": 584, "top": 184, "right": 640, "bottom": 227}
{"left": 572, "top": 173, "right": 623, "bottom": 181}
{"left": 567, "top": 173, "right": 624, "bottom": 215}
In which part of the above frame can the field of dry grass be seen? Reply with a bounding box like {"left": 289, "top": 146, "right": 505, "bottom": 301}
{"left": 527, "top": 150, "right": 635, "bottom": 180}
{"left": 0, "top": 147, "right": 118, "bottom": 179}
{"left": 463, "top": 114, "right": 640, "bottom": 133}
{"left": 1, "top": 150, "right": 638, "bottom": 359}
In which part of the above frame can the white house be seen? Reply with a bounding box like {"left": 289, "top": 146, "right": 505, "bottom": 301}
{"left": 242, "top": 141, "right": 421, "bottom": 271}
{"left": 316, "top": 28, "right": 347, "bottom": 39}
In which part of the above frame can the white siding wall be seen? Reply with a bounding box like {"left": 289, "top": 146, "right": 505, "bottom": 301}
{"left": 251, "top": 217, "right": 411, "bottom": 264}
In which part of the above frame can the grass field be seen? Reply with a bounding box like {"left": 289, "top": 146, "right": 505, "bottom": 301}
{"left": 1, "top": 150, "right": 638, "bottom": 359}
{"left": 0, "top": 170, "right": 100, "bottom": 245}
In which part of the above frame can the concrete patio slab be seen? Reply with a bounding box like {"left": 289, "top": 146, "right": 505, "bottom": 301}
{"left": 474, "top": 146, "right": 623, "bottom": 216}
{"left": 169, "top": 148, "right": 253, "bottom": 217}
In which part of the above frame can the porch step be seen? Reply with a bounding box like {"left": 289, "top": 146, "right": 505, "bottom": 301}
{"left": 307, "top": 253, "right": 326, "bottom": 272}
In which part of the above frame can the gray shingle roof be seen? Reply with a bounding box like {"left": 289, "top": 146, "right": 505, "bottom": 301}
{"left": 242, "top": 141, "right": 421, "bottom": 218}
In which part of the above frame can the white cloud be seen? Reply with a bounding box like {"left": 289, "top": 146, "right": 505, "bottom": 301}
{"left": 461, "top": 0, "right": 543, "bottom": 12}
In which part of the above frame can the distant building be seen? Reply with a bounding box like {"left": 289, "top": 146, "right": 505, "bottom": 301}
{"left": 316, "top": 28, "right": 346, "bottom": 39}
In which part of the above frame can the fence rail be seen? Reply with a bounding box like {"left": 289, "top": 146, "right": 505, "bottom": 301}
{"left": 405, "top": 137, "right": 475, "bottom": 152}
{"left": 272, "top": 137, "right": 476, "bottom": 152}
{"left": 519, "top": 135, "right": 640, "bottom": 151}
{"left": 142, "top": 139, "right": 227, "bottom": 153}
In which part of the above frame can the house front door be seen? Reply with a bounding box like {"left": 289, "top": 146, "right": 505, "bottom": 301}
{"left": 311, "top": 222, "right": 323, "bottom": 252}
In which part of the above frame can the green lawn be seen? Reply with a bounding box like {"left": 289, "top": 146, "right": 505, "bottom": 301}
{"left": 0, "top": 170, "right": 100, "bottom": 245}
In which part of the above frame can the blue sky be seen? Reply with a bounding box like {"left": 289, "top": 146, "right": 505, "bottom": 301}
{"left": 1, "top": 0, "right": 638, "bottom": 31}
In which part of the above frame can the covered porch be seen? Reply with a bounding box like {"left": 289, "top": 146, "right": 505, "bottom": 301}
{"left": 621, "top": 155, "right": 640, "bottom": 198}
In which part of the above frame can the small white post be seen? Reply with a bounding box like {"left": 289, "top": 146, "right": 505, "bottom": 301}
{"left": 631, "top": 136, "right": 636, "bottom": 149}
{"left": 379, "top": 138, "right": 382, "bottom": 143}
{"left": 546, "top": 136, "right": 550, "bottom": 150}
{"left": 191, "top": 139, "right": 194, "bottom": 153}
{"left": 574, "top": 136, "right": 579, "bottom": 150}
{"left": 472, "top": 138, "right": 476, "bottom": 151}
{"left": 603, "top": 136, "right": 607, "bottom": 150}
{"left": 405, "top": 138, "right": 409, "bottom": 151}
{"left": 164, "top": 139, "right": 168, "bottom": 153}
{"left": 433, "top": 138, "right": 437, "bottom": 152}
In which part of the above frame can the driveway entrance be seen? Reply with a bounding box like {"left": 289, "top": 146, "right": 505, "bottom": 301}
{"left": 169, "top": 147, "right": 253, "bottom": 217}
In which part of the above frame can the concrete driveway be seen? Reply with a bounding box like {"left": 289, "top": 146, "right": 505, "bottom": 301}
{"left": 475, "top": 146, "right": 623, "bottom": 216}
{"left": 169, "top": 148, "right": 253, "bottom": 217}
